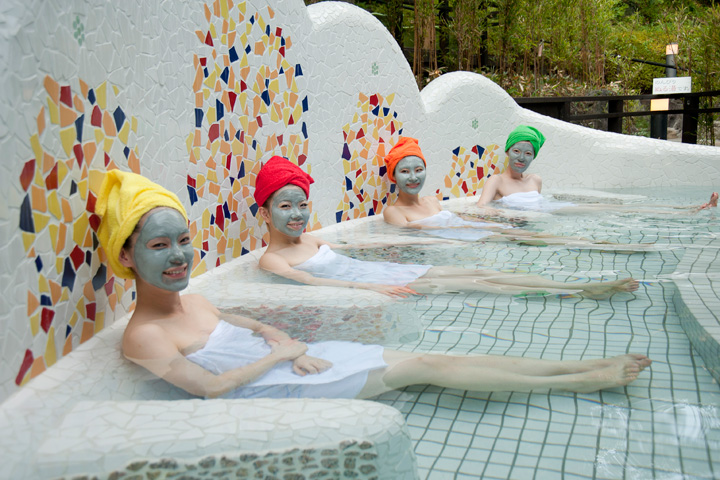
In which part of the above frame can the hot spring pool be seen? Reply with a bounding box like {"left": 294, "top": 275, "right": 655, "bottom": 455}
{"left": 313, "top": 187, "right": 720, "bottom": 479}
{"left": 190, "top": 186, "right": 720, "bottom": 479}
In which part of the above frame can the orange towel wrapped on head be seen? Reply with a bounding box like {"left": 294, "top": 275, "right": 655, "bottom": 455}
{"left": 383, "top": 137, "right": 426, "bottom": 183}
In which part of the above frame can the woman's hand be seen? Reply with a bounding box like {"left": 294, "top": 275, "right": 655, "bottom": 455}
{"left": 269, "top": 338, "right": 308, "bottom": 361}
{"left": 293, "top": 355, "right": 333, "bottom": 376}
{"left": 360, "top": 283, "right": 420, "bottom": 298}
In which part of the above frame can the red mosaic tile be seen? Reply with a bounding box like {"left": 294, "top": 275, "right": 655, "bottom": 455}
{"left": 104, "top": 277, "right": 115, "bottom": 296}
{"left": 45, "top": 163, "right": 58, "bottom": 190}
{"left": 208, "top": 124, "right": 219, "bottom": 142}
{"left": 20, "top": 159, "right": 35, "bottom": 191}
{"left": 40, "top": 307, "right": 55, "bottom": 333}
{"left": 70, "top": 245, "right": 85, "bottom": 270}
{"left": 15, "top": 349, "right": 34, "bottom": 385}
{"left": 88, "top": 214, "right": 101, "bottom": 232}
{"left": 86, "top": 192, "right": 97, "bottom": 213}
{"left": 60, "top": 85, "right": 72, "bottom": 107}
{"left": 91, "top": 105, "right": 102, "bottom": 127}
{"left": 73, "top": 144, "right": 84, "bottom": 167}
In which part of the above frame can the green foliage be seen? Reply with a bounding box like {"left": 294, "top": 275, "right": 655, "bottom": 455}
{"left": 315, "top": 0, "right": 719, "bottom": 143}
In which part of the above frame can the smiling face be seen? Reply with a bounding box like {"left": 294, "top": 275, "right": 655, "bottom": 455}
{"left": 394, "top": 156, "right": 426, "bottom": 195}
{"left": 129, "top": 208, "right": 194, "bottom": 291}
{"left": 506, "top": 141, "right": 535, "bottom": 173}
{"left": 269, "top": 185, "right": 310, "bottom": 237}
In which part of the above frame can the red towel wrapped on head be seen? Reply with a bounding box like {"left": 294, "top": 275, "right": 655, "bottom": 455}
{"left": 383, "top": 137, "right": 426, "bottom": 183}
{"left": 254, "top": 156, "right": 315, "bottom": 207}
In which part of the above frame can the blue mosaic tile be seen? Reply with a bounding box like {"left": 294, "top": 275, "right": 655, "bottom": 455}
{"left": 113, "top": 107, "right": 125, "bottom": 130}
{"left": 74, "top": 115, "right": 84, "bottom": 142}
{"left": 91, "top": 265, "right": 106, "bottom": 291}
{"left": 19, "top": 195, "right": 34, "bottom": 233}
{"left": 61, "top": 258, "right": 76, "bottom": 291}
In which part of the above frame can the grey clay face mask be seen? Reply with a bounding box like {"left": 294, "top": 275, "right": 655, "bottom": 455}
{"left": 394, "top": 156, "right": 426, "bottom": 195}
{"left": 271, "top": 186, "right": 310, "bottom": 237}
{"left": 132, "top": 209, "right": 194, "bottom": 292}
{"left": 507, "top": 141, "right": 535, "bottom": 173}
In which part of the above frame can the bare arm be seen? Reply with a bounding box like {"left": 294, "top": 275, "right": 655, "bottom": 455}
{"left": 476, "top": 175, "right": 502, "bottom": 207}
{"left": 219, "top": 310, "right": 292, "bottom": 343}
{"left": 258, "top": 250, "right": 419, "bottom": 297}
{"left": 123, "top": 323, "right": 307, "bottom": 398}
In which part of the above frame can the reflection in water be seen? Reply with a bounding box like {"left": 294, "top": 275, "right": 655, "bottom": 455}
{"left": 593, "top": 400, "right": 720, "bottom": 478}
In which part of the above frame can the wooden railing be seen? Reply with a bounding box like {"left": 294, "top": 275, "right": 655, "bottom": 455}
{"left": 514, "top": 90, "right": 720, "bottom": 144}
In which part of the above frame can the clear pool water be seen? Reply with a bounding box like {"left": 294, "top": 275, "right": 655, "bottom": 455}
{"left": 319, "top": 187, "right": 720, "bottom": 479}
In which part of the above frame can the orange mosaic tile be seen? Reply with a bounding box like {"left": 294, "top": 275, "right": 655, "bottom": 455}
{"left": 16, "top": 77, "right": 141, "bottom": 386}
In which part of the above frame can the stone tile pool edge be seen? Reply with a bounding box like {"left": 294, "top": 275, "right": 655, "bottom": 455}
{"left": 671, "top": 236, "right": 720, "bottom": 384}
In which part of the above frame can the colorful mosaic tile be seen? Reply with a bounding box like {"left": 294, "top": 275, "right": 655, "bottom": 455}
{"left": 435, "top": 143, "right": 506, "bottom": 200}
{"left": 336, "top": 93, "right": 403, "bottom": 222}
{"left": 187, "top": 1, "right": 313, "bottom": 276}
{"left": 16, "top": 76, "right": 139, "bottom": 385}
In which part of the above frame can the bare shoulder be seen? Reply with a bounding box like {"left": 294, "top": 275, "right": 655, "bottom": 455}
{"left": 122, "top": 321, "right": 178, "bottom": 360}
{"left": 480, "top": 173, "right": 503, "bottom": 198}
{"left": 259, "top": 249, "right": 288, "bottom": 270}
{"left": 303, "top": 233, "right": 326, "bottom": 246}
{"left": 382, "top": 204, "right": 408, "bottom": 225}
{"left": 182, "top": 294, "right": 218, "bottom": 313}
{"left": 423, "top": 196, "right": 442, "bottom": 209}
{"left": 528, "top": 174, "right": 543, "bottom": 191}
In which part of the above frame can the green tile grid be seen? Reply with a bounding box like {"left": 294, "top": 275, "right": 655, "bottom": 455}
{"left": 326, "top": 190, "right": 720, "bottom": 480}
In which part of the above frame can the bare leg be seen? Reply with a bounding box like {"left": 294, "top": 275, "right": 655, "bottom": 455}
{"left": 357, "top": 350, "right": 651, "bottom": 398}
{"left": 557, "top": 195, "right": 718, "bottom": 215}
{"left": 485, "top": 233, "right": 656, "bottom": 251}
{"left": 410, "top": 266, "right": 639, "bottom": 298}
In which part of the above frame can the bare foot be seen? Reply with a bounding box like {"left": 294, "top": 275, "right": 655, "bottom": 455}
{"left": 581, "top": 278, "right": 639, "bottom": 299}
{"left": 570, "top": 357, "right": 642, "bottom": 393}
{"left": 696, "top": 192, "right": 718, "bottom": 211}
{"left": 583, "top": 354, "right": 652, "bottom": 372}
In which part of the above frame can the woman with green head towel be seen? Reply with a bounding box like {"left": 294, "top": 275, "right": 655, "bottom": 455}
{"left": 95, "top": 169, "right": 651, "bottom": 399}
{"left": 476, "top": 125, "right": 717, "bottom": 214}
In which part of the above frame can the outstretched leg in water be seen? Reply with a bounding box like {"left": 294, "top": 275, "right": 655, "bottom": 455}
{"left": 358, "top": 351, "right": 652, "bottom": 398}
{"left": 409, "top": 266, "right": 639, "bottom": 298}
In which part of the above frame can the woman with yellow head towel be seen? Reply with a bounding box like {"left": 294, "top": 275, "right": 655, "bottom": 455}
{"left": 95, "top": 169, "right": 650, "bottom": 399}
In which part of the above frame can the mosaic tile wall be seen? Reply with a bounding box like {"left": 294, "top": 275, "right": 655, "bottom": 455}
{"left": 2, "top": 0, "right": 719, "bottom": 405}
{"left": 186, "top": 2, "right": 316, "bottom": 277}
{"left": 14, "top": 77, "right": 139, "bottom": 388}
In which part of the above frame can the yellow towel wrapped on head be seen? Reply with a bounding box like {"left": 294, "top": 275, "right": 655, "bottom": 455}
{"left": 96, "top": 170, "right": 188, "bottom": 279}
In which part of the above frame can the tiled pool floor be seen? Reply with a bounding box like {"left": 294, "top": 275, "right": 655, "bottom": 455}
{"left": 327, "top": 192, "right": 720, "bottom": 479}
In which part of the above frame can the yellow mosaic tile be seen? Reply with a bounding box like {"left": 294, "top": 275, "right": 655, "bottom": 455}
{"left": 94, "top": 312, "right": 104, "bottom": 333}
{"left": 96, "top": 82, "right": 107, "bottom": 110}
{"left": 59, "top": 127, "right": 75, "bottom": 157}
{"left": 103, "top": 137, "right": 114, "bottom": 154}
{"left": 94, "top": 128, "right": 105, "bottom": 145}
{"left": 44, "top": 326, "right": 57, "bottom": 367}
{"left": 72, "top": 213, "right": 89, "bottom": 246}
{"left": 32, "top": 212, "right": 50, "bottom": 233}
{"left": 46, "top": 98, "right": 59, "bottom": 125}
{"left": 118, "top": 122, "right": 130, "bottom": 144}
{"left": 29, "top": 312, "right": 40, "bottom": 337}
